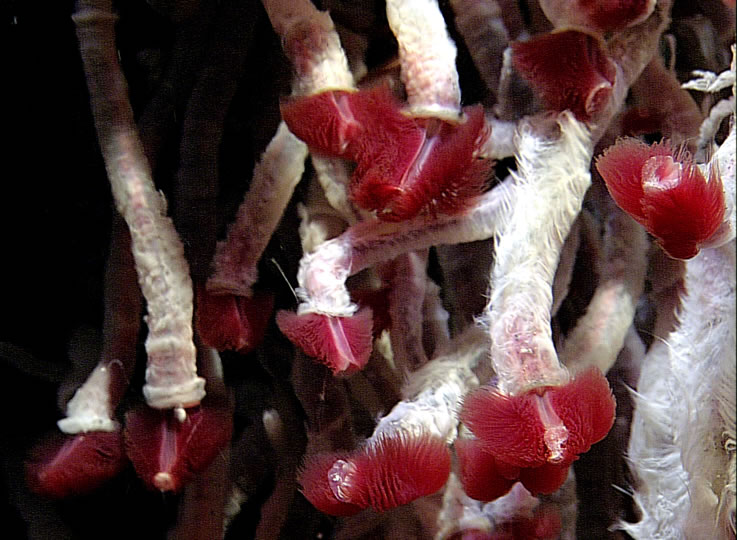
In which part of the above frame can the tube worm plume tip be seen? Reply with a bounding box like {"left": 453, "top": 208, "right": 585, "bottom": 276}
{"left": 298, "top": 452, "right": 364, "bottom": 516}
{"left": 299, "top": 430, "right": 451, "bottom": 514}
{"left": 276, "top": 308, "right": 373, "bottom": 374}
{"left": 511, "top": 30, "right": 616, "bottom": 122}
{"left": 596, "top": 138, "right": 726, "bottom": 259}
{"left": 25, "top": 431, "right": 126, "bottom": 499}
{"left": 124, "top": 399, "right": 232, "bottom": 493}
{"left": 196, "top": 286, "right": 274, "bottom": 354}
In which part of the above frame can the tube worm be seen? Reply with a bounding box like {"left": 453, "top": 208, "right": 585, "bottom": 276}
{"left": 199, "top": 123, "right": 305, "bottom": 353}
{"left": 277, "top": 180, "right": 513, "bottom": 373}
{"left": 459, "top": 114, "right": 615, "bottom": 499}
{"left": 483, "top": 113, "right": 594, "bottom": 395}
{"left": 622, "top": 71, "right": 736, "bottom": 539}
{"left": 382, "top": 250, "right": 430, "bottom": 372}
{"left": 385, "top": 0, "right": 460, "bottom": 120}
{"left": 595, "top": 137, "right": 725, "bottom": 259}
{"left": 625, "top": 55, "right": 704, "bottom": 148}
{"left": 298, "top": 326, "right": 487, "bottom": 515}
{"left": 124, "top": 346, "right": 233, "bottom": 493}
{"left": 623, "top": 241, "right": 736, "bottom": 539}
{"left": 25, "top": 216, "right": 139, "bottom": 498}
{"left": 512, "top": 30, "right": 617, "bottom": 123}
{"left": 74, "top": 0, "right": 205, "bottom": 411}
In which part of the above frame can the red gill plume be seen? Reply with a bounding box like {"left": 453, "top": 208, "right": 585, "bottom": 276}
{"left": 297, "top": 451, "right": 364, "bottom": 516}
{"left": 461, "top": 367, "right": 615, "bottom": 469}
{"left": 298, "top": 429, "right": 451, "bottom": 515}
{"left": 455, "top": 436, "right": 517, "bottom": 501}
{"left": 124, "top": 397, "right": 232, "bottom": 492}
{"left": 280, "top": 89, "right": 364, "bottom": 158}
{"left": 350, "top": 429, "right": 451, "bottom": 512}
{"left": 196, "top": 285, "right": 274, "bottom": 354}
{"left": 275, "top": 308, "right": 373, "bottom": 375}
{"left": 596, "top": 138, "right": 725, "bottom": 259}
{"left": 517, "top": 460, "right": 571, "bottom": 496}
{"left": 281, "top": 85, "right": 492, "bottom": 221}
{"left": 26, "top": 430, "right": 127, "bottom": 498}
{"left": 511, "top": 30, "right": 616, "bottom": 122}
{"left": 350, "top": 103, "right": 491, "bottom": 221}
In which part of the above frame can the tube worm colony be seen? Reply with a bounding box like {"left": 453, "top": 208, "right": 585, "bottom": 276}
{"left": 6, "top": 0, "right": 735, "bottom": 538}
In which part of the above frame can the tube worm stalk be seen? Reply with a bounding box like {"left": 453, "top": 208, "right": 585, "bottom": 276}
{"left": 421, "top": 278, "right": 451, "bottom": 357}
{"left": 483, "top": 112, "right": 592, "bottom": 395}
{"left": 74, "top": 0, "right": 204, "bottom": 410}
{"left": 550, "top": 213, "right": 582, "bottom": 318}
{"left": 385, "top": 0, "right": 461, "bottom": 120}
{"left": 376, "top": 325, "right": 487, "bottom": 445}
{"left": 277, "top": 180, "right": 512, "bottom": 371}
{"left": 559, "top": 203, "right": 648, "bottom": 375}
{"left": 173, "top": 0, "right": 255, "bottom": 282}
{"left": 207, "top": 123, "right": 308, "bottom": 296}
{"left": 627, "top": 54, "right": 704, "bottom": 148}
{"left": 261, "top": 0, "right": 354, "bottom": 96}
{"left": 383, "top": 250, "right": 430, "bottom": 373}
{"left": 449, "top": 0, "right": 509, "bottom": 97}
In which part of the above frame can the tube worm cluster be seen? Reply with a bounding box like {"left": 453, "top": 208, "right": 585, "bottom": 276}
{"left": 8, "top": 0, "right": 735, "bottom": 538}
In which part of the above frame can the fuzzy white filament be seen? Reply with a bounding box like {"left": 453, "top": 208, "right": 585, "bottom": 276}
{"left": 372, "top": 326, "right": 488, "bottom": 445}
{"left": 292, "top": 180, "right": 513, "bottom": 318}
{"left": 483, "top": 112, "right": 592, "bottom": 395}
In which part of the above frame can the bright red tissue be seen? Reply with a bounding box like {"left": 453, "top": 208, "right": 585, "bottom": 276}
{"left": 281, "top": 85, "right": 491, "bottom": 221}
{"left": 512, "top": 30, "right": 616, "bottom": 122}
{"left": 196, "top": 286, "right": 274, "bottom": 354}
{"left": 596, "top": 138, "right": 725, "bottom": 259}
{"left": 26, "top": 430, "right": 127, "bottom": 498}
{"left": 124, "top": 398, "right": 232, "bottom": 492}
{"left": 298, "top": 429, "right": 451, "bottom": 515}
{"left": 459, "top": 367, "right": 615, "bottom": 498}
{"left": 276, "top": 308, "right": 373, "bottom": 375}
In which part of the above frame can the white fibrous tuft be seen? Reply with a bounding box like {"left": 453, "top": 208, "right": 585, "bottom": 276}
{"left": 623, "top": 241, "right": 736, "bottom": 539}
